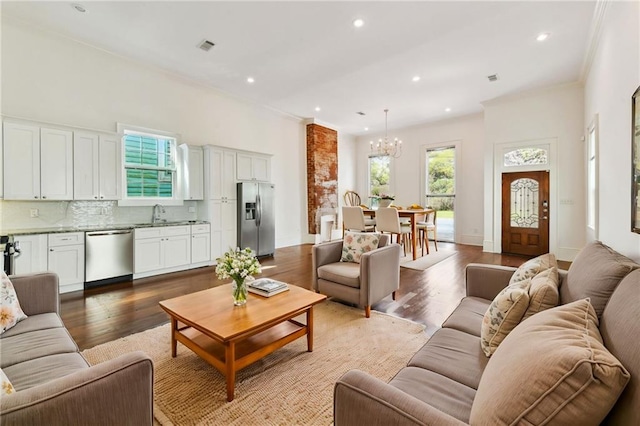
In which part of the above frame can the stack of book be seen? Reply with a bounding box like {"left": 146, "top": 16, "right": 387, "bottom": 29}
{"left": 247, "top": 278, "right": 289, "bottom": 297}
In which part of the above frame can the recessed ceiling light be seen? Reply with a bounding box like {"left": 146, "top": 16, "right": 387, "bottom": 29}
{"left": 353, "top": 19, "right": 364, "bottom": 28}
{"left": 246, "top": 77, "right": 255, "bottom": 84}
{"left": 536, "top": 32, "right": 550, "bottom": 42}
{"left": 315, "top": 106, "right": 321, "bottom": 112}
{"left": 445, "top": 107, "right": 452, "bottom": 112}
{"left": 364, "top": 127, "right": 369, "bottom": 131}
{"left": 71, "top": 3, "right": 87, "bottom": 13}
{"left": 412, "top": 76, "right": 421, "bottom": 82}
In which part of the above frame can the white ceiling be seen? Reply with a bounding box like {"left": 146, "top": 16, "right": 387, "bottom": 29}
{"left": 1, "top": 1, "right": 597, "bottom": 136}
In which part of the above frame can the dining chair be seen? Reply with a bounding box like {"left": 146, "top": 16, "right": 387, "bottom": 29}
{"left": 417, "top": 209, "right": 438, "bottom": 255}
{"left": 375, "top": 207, "right": 412, "bottom": 256}
{"left": 343, "top": 191, "right": 361, "bottom": 207}
{"left": 342, "top": 206, "right": 376, "bottom": 236}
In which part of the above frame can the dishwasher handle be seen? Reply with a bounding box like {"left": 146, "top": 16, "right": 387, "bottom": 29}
{"left": 87, "top": 230, "right": 133, "bottom": 237}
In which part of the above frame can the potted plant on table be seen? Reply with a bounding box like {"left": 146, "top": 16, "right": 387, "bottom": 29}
{"left": 215, "top": 247, "right": 262, "bottom": 306}
{"left": 378, "top": 193, "right": 395, "bottom": 208}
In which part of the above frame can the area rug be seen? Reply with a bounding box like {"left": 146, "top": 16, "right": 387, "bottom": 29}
{"left": 400, "top": 250, "right": 456, "bottom": 270}
{"left": 81, "top": 300, "right": 428, "bottom": 426}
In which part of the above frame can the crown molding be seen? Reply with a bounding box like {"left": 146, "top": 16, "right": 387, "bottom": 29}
{"left": 579, "top": 0, "right": 610, "bottom": 82}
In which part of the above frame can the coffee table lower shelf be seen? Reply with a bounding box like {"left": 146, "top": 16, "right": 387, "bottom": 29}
{"left": 173, "top": 318, "right": 310, "bottom": 401}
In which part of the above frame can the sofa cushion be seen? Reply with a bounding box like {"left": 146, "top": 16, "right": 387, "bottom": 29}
{"left": 560, "top": 240, "right": 638, "bottom": 317}
{"left": 471, "top": 299, "right": 630, "bottom": 425}
{"left": 0, "top": 368, "right": 15, "bottom": 395}
{"left": 0, "top": 327, "right": 79, "bottom": 368}
{"left": 599, "top": 269, "right": 640, "bottom": 425}
{"left": 0, "top": 313, "right": 64, "bottom": 339}
{"left": 1, "top": 272, "right": 28, "bottom": 335}
{"left": 441, "top": 296, "right": 490, "bottom": 337}
{"left": 480, "top": 278, "right": 531, "bottom": 357}
{"left": 390, "top": 366, "right": 475, "bottom": 423}
{"left": 4, "top": 352, "right": 89, "bottom": 391}
{"left": 509, "top": 253, "right": 556, "bottom": 285}
{"left": 522, "top": 266, "right": 559, "bottom": 321}
{"left": 317, "top": 262, "right": 360, "bottom": 288}
{"left": 408, "top": 328, "right": 488, "bottom": 390}
{"left": 340, "top": 231, "right": 380, "bottom": 263}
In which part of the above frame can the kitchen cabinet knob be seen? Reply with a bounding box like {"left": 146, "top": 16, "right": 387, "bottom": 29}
{"left": 100, "top": 196, "right": 104, "bottom": 199}
{"left": 50, "top": 249, "right": 54, "bottom": 252}
{"left": 94, "top": 196, "right": 98, "bottom": 199}
{"left": 34, "top": 196, "right": 38, "bottom": 199}
{"left": 42, "top": 196, "right": 47, "bottom": 199}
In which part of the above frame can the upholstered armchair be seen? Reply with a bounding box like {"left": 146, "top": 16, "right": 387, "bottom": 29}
{"left": 312, "top": 234, "right": 401, "bottom": 318}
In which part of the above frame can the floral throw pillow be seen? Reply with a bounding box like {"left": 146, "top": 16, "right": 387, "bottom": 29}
{"left": 522, "top": 267, "right": 560, "bottom": 321}
{"left": 509, "top": 253, "right": 557, "bottom": 286}
{"left": 1, "top": 271, "right": 27, "bottom": 335}
{"left": 0, "top": 368, "right": 15, "bottom": 395}
{"left": 340, "top": 232, "right": 381, "bottom": 263}
{"left": 481, "top": 278, "right": 531, "bottom": 357}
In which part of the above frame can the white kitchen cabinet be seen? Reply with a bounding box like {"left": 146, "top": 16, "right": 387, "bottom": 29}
{"left": 236, "top": 152, "right": 270, "bottom": 182}
{"left": 204, "top": 146, "right": 237, "bottom": 200}
{"left": 134, "top": 225, "right": 191, "bottom": 278}
{"left": 0, "top": 123, "right": 3, "bottom": 199}
{"left": 210, "top": 199, "right": 237, "bottom": 261}
{"left": 73, "top": 131, "right": 121, "bottom": 200}
{"left": 180, "top": 144, "right": 204, "bottom": 200}
{"left": 12, "top": 234, "right": 48, "bottom": 275}
{"left": 48, "top": 232, "right": 85, "bottom": 294}
{"left": 3, "top": 122, "right": 73, "bottom": 200}
{"left": 191, "top": 224, "right": 211, "bottom": 265}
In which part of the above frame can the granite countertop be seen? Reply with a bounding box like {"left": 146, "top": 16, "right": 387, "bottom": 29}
{"left": 6, "top": 220, "right": 210, "bottom": 236}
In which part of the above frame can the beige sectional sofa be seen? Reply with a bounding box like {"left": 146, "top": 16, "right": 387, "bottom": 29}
{"left": 334, "top": 242, "right": 640, "bottom": 425}
{"left": 0, "top": 272, "right": 154, "bottom": 425}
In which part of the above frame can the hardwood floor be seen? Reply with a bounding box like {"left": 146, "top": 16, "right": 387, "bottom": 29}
{"left": 60, "top": 243, "right": 570, "bottom": 350}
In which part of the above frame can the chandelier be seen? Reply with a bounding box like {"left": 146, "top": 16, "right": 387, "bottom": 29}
{"left": 370, "top": 109, "right": 402, "bottom": 158}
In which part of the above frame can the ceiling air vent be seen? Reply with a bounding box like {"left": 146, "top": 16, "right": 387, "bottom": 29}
{"left": 487, "top": 74, "right": 499, "bottom": 82}
{"left": 198, "top": 40, "right": 215, "bottom": 52}
{"left": 356, "top": 111, "right": 366, "bottom": 116}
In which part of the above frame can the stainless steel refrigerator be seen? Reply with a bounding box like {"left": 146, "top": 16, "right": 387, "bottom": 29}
{"left": 237, "top": 182, "right": 275, "bottom": 257}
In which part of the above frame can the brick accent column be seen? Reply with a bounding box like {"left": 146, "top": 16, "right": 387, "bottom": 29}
{"left": 306, "top": 124, "right": 338, "bottom": 234}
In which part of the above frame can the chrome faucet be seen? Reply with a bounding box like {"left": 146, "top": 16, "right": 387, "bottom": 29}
{"left": 152, "top": 204, "right": 166, "bottom": 224}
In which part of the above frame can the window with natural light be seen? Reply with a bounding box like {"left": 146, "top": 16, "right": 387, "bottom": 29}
{"left": 123, "top": 131, "right": 177, "bottom": 198}
{"left": 503, "top": 147, "right": 548, "bottom": 167}
{"left": 368, "top": 155, "right": 391, "bottom": 201}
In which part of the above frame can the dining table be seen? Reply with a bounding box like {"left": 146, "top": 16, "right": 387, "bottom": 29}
{"left": 363, "top": 208, "right": 435, "bottom": 260}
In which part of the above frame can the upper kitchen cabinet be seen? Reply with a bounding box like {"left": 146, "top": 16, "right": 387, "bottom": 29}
{"left": 180, "top": 144, "right": 204, "bottom": 200}
{"left": 204, "top": 146, "right": 237, "bottom": 200}
{"left": 236, "top": 152, "right": 271, "bottom": 182}
{"left": 3, "top": 122, "right": 73, "bottom": 200}
{"left": 74, "top": 131, "right": 121, "bottom": 200}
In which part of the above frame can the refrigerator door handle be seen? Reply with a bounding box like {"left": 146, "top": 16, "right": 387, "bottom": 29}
{"left": 256, "top": 194, "right": 262, "bottom": 227}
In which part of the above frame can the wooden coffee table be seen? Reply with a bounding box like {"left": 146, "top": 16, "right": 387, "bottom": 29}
{"left": 159, "top": 284, "right": 326, "bottom": 401}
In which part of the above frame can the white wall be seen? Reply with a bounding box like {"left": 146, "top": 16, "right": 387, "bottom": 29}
{"left": 584, "top": 0, "right": 640, "bottom": 259}
{"left": 355, "top": 113, "right": 485, "bottom": 246}
{"left": 1, "top": 16, "right": 311, "bottom": 248}
{"left": 482, "top": 83, "right": 585, "bottom": 261}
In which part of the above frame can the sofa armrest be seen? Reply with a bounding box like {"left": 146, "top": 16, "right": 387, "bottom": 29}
{"left": 9, "top": 272, "right": 60, "bottom": 316}
{"left": 465, "top": 264, "right": 516, "bottom": 300}
{"left": 360, "top": 243, "right": 402, "bottom": 306}
{"left": 0, "top": 351, "right": 154, "bottom": 426}
{"left": 334, "top": 370, "right": 466, "bottom": 426}
{"left": 312, "top": 240, "right": 344, "bottom": 290}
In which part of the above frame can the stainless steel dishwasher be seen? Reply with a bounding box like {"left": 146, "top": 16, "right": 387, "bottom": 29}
{"left": 85, "top": 229, "right": 134, "bottom": 288}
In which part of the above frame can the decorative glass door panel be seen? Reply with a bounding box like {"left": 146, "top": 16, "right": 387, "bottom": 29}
{"left": 510, "top": 178, "right": 539, "bottom": 228}
{"left": 502, "top": 171, "right": 549, "bottom": 256}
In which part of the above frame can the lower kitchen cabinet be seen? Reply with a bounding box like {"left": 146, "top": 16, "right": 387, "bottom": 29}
{"left": 48, "top": 232, "right": 85, "bottom": 294}
{"left": 13, "top": 234, "right": 48, "bottom": 275}
{"left": 191, "top": 224, "right": 211, "bottom": 265}
{"left": 134, "top": 225, "right": 192, "bottom": 278}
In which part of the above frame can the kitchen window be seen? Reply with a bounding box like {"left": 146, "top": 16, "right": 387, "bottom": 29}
{"left": 118, "top": 124, "right": 181, "bottom": 205}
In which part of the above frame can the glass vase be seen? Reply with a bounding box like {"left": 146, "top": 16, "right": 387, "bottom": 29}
{"left": 232, "top": 277, "right": 248, "bottom": 306}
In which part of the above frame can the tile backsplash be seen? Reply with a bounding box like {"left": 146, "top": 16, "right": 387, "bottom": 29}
{"left": 0, "top": 200, "right": 198, "bottom": 232}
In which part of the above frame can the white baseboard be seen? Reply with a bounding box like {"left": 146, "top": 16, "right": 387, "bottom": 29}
{"left": 556, "top": 246, "right": 581, "bottom": 262}
{"left": 459, "top": 234, "right": 484, "bottom": 246}
{"left": 483, "top": 240, "right": 495, "bottom": 252}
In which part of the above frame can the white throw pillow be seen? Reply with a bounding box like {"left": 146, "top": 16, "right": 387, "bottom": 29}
{"left": 481, "top": 278, "right": 531, "bottom": 357}
{"left": 340, "top": 231, "right": 381, "bottom": 263}
{"left": 1, "top": 271, "right": 28, "bottom": 334}
{"left": 0, "top": 368, "right": 15, "bottom": 395}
